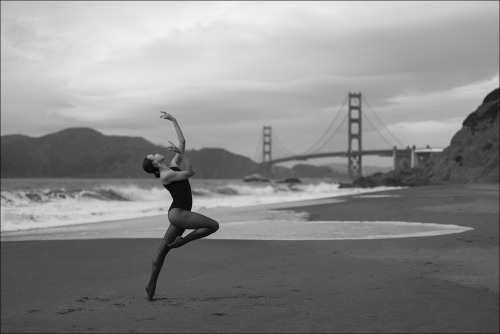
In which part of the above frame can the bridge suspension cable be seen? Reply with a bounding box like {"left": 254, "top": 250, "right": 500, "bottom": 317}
{"left": 252, "top": 131, "right": 263, "bottom": 163}
{"left": 268, "top": 95, "right": 349, "bottom": 159}
{"left": 308, "top": 112, "right": 348, "bottom": 154}
{"left": 362, "top": 96, "right": 405, "bottom": 148}
{"left": 271, "top": 128, "right": 296, "bottom": 158}
{"left": 363, "top": 112, "right": 395, "bottom": 149}
{"left": 301, "top": 95, "right": 349, "bottom": 155}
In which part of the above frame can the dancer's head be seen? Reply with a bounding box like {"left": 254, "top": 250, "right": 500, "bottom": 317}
{"left": 143, "top": 154, "right": 165, "bottom": 178}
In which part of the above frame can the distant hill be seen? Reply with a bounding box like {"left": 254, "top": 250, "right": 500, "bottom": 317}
{"left": 0, "top": 127, "right": 263, "bottom": 178}
{"left": 184, "top": 148, "right": 260, "bottom": 179}
{"left": 1, "top": 128, "right": 162, "bottom": 178}
{"left": 1, "top": 127, "right": 349, "bottom": 179}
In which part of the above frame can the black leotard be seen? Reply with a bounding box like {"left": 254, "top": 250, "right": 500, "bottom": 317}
{"left": 163, "top": 166, "right": 193, "bottom": 211}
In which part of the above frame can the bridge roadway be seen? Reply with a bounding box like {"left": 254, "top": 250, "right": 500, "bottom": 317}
{"left": 267, "top": 148, "right": 400, "bottom": 165}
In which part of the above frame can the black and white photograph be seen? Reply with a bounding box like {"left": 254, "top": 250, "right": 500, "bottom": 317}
{"left": 1, "top": 1, "right": 498, "bottom": 333}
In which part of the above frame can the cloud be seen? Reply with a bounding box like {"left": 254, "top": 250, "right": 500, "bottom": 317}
{"left": 1, "top": 1, "right": 498, "bottom": 164}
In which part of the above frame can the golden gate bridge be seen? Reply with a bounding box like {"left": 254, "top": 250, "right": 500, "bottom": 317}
{"left": 252, "top": 92, "right": 444, "bottom": 178}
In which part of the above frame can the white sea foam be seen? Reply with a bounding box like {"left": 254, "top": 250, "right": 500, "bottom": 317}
{"left": 0, "top": 178, "right": 474, "bottom": 242}
{"left": 209, "top": 220, "right": 473, "bottom": 240}
{"left": 354, "top": 194, "right": 401, "bottom": 198}
{"left": 1, "top": 178, "right": 402, "bottom": 233}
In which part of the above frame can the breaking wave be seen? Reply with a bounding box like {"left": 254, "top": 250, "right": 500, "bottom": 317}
{"left": 1, "top": 179, "right": 400, "bottom": 232}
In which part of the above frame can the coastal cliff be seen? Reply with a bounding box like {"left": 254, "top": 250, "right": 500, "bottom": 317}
{"left": 348, "top": 87, "right": 499, "bottom": 187}
{"left": 422, "top": 88, "right": 499, "bottom": 183}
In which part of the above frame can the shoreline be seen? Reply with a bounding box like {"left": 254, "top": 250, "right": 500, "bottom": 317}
{"left": 2, "top": 183, "right": 499, "bottom": 333}
{"left": 0, "top": 185, "right": 402, "bottom": 242}
{"left": 1, "top": 177, "right": 392, "bottom": 237}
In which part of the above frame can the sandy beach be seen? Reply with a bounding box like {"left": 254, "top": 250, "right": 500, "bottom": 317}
{"left": 1, "top": 183, "right": 499, "bottom": 333}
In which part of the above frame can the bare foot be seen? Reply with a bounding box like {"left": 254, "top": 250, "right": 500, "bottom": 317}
{"left": 167, "top": 236, "right": 184, "bottom": 249}
{"left": 146, "top": 284, "right": 156, "bottom": 301}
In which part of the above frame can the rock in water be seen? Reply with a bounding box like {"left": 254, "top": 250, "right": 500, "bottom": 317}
{"left": 243, "top": 173, "right": 270, "bottom": 182}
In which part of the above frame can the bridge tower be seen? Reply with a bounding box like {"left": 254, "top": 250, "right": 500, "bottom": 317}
{"left": 348, "top": 92, "right": 362, "bottom": 178}
{"left": 261, "top": 126, "right": 273, "bottom": 176}
{"left": 262, "top": 126, "right": 272, "bottom": 163}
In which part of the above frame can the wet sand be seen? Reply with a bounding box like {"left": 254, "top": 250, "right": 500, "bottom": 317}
{"left": 1, "top": 184, "right": 498, "bottom": 333}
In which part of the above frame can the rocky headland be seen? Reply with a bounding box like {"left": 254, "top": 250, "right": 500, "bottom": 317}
{"left": 343, "top": 87, "right": 499, "bottom": 188}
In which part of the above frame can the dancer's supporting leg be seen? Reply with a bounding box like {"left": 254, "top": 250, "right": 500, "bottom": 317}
{"left": 146, "top": 223, "right": 185, "bottom": 301}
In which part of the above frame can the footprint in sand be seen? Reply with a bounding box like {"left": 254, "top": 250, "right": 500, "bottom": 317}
{"left": 212, "top": 312, "right": 226, "bottom": 316}
{"left": 56, "top": 307, "right": 82, "bottom": 314}
{"left": 76, "top": 296, "right": 110, "bottom": 303}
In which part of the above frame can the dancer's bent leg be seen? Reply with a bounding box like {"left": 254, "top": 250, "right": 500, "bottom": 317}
{"left": 167, "top": 209, "right": 219, "bottom": 249}
{"left": 146, "top": 223, "right": 185, "bottom": 301}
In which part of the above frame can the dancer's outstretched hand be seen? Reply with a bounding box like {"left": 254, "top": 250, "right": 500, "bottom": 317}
{"left": 160, "top": 111, "right": 175, "bottom": 121}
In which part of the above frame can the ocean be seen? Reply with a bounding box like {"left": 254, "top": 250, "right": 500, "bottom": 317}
{"left": 0, "top": 177, "right": 369, "bottom": 232}
{"left": 0, "top": 178, "right": 472, "bottom": 240}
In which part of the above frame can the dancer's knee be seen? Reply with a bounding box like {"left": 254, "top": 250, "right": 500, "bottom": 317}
{"left": 210, "top": 221, "right": 219, "bottom": 233}
{"left": 152, "top": 258, "right": 162, "bottom": 267}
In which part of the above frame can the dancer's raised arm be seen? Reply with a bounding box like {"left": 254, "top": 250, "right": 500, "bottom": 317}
{"left": 161, "top": 111, "right": 185, "bottom": 152}
{"left": 160, "top": 111, "right": 185, "bottom": 167}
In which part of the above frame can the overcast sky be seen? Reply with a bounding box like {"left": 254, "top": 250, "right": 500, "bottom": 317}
{"left": 1, "top": 1, "right": 499, "bottom": 165}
